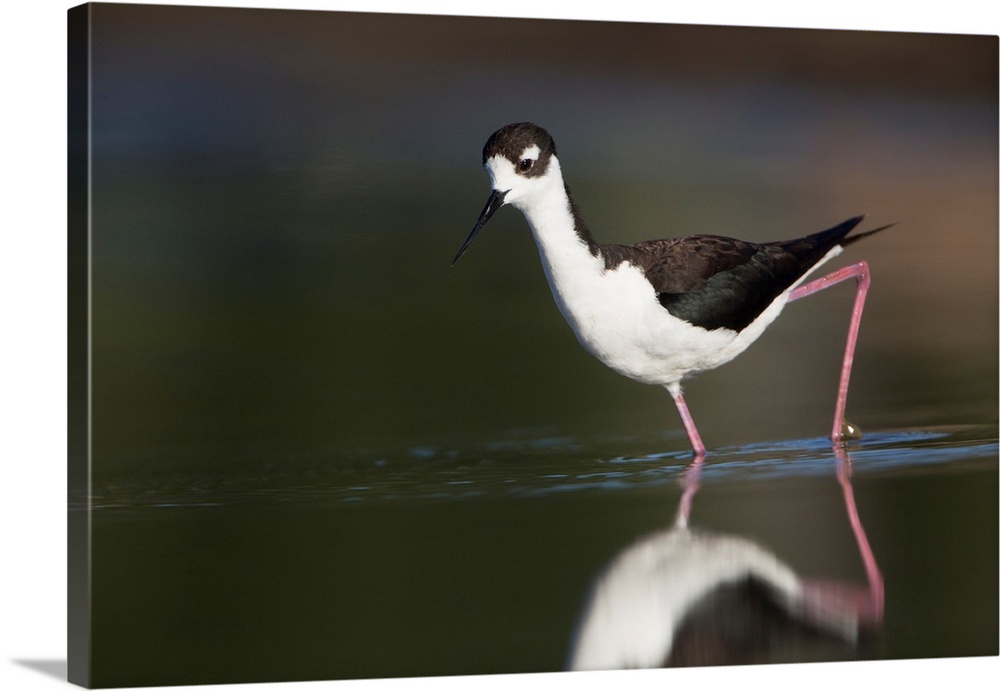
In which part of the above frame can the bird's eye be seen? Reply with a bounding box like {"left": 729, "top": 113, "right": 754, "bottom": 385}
{"left": 518, "top": 158, "right": 534, "bottom": 172}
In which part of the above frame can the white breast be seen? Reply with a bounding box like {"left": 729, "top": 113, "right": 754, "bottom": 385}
{"left": 546, "top": 255, "right": 779, "bottom": 386}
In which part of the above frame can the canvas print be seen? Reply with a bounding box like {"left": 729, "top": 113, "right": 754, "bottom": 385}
{"left": 68, "top": 3, "right": 998, "bottom": 688}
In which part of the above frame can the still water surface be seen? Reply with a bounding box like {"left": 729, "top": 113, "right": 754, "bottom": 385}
{"left": 89, "top": 426, "right": 997, "bottom": 686}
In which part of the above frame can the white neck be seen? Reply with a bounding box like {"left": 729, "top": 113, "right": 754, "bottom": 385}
{"left": 506, "top": 159, "right": 611, "bottom": 335}
{"left": 511, "top": 159, "right": 599, "bottom": 273}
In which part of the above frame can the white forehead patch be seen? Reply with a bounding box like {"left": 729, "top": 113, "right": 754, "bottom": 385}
{"left": 519, "top": 144, "right": 541, "bottom": 161}
{"left": 485, "top": 155, "right": 516, "bottom": 191}
{"left": 484, "top": 143, "right": 556, "bottom": 199}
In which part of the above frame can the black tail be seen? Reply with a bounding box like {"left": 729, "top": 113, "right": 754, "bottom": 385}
{"left": 841, "top": 219, "right": 898, "bottom": 248}
{"left": 779, "top": 215, "right": 895, "bottom": 264}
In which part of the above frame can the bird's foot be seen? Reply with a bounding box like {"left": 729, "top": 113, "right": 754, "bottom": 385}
{"left": 840, "top": 419, "right": 863, "bottom": 441}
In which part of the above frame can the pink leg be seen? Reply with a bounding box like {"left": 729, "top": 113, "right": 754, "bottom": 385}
{"left": 667, "top": 383, "right": 706, "bottom": 458}
{"left": 835, "top": 448, "right": 884, "bottom": 623}
{"left": 674, "top": 455, "right": 704, "bottom": 528}
{"left": 798, "top": 449, "right": 884, "bottom": 627}
{"left": 788, "top": 261, "right": 871, "bottom": 443}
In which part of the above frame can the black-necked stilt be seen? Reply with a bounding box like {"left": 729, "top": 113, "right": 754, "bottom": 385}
{"left": 453, "top": 122, "right": 893, "bottom": 457}
{"left": 567, "top": 451, "right": 883, "bottom": 669}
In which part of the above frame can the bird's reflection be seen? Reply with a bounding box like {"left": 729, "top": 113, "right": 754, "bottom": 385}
{"left": 567, "top": 448, "right": 883, "bottom": 670}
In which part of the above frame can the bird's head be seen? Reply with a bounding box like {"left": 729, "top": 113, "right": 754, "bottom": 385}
{"left": 452, "top": 122, "right": 562, "bottom": 264}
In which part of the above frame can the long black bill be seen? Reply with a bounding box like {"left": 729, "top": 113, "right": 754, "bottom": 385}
{"left": 452, "top": 188, "right": 508, "bottom": 265}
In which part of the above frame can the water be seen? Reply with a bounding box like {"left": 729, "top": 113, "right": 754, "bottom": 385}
{"left": 77, "top": 5, "right": 997, "bottom": 688}
{"left": 87, "top": 426, "right": 996, "bottom": 686}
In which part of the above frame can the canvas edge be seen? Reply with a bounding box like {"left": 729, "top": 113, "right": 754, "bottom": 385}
{"left": 68, "top": 3, "right": 93, "bottom": 688}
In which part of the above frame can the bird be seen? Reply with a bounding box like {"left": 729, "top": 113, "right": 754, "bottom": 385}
{"left": 452, "top": 122, "right": 893, "bottom": 457}
{"left": 567, "top": 452, "right": 883, "bottom": 670}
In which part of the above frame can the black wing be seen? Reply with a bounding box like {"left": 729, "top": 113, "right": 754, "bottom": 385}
{"left": 609, "top": 217, "right": 866, "bottom": 332}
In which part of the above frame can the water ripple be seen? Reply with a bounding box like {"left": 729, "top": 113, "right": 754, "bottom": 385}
{"left": 89, "top": 424, "right": 997, "bottom": 512}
